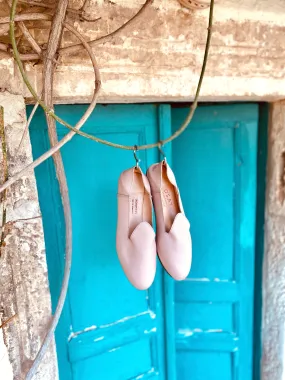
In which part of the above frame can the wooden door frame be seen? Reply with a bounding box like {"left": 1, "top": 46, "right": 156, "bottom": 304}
{"left": 27, "top": 101, "right": 267, "bottom": 380}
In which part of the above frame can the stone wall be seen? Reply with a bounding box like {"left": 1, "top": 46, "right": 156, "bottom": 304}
{"left": 262, "top": 101, "right": 285, "bottom": 380}
{"left": 0, "top": 92, "right": 57, "bottom": 380}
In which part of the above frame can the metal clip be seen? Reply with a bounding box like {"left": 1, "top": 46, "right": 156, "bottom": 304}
{"left": 158, "top": 143, "right": 167, "bottom": 163}
{"left": 133, "top": 145, "right": 140, "bottom": 168}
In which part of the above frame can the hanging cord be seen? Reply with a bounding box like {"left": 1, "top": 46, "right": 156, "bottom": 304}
{"left": 9, "top": 0, "right": 215, "bottom": 152}
{"left": 158, "top": 142, "right": 167, "bottom": 162}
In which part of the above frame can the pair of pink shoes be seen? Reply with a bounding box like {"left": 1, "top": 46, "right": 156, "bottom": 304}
{"left": 116, "top": 160, "right": 192, "bottom": 290}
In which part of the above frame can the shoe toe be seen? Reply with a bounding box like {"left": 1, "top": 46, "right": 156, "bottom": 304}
{"left": 117, "top": 222, "right": 157, "bottom": 290}
{"left": 159, "top": 244, "right": 192, "bottom": 281}
{"left": 158, "top": 215, "right": 192, "bottom": 281}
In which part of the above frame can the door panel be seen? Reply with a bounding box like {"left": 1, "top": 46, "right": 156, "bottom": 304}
{"left": 171, "top": 104, "right": 258, "bottom": 380}
{"left": 29, "top": 104, "right": 167, "bottom": 380}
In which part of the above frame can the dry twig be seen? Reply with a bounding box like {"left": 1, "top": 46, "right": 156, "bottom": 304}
{"left": 17, "top": 101, "right": 39, "bottom": 153}
{"left": 0, "top": 314, "right": 17, "bottom": 329}
{"left": 17, "top": 21, "right": 42, "bottom": 56}
{"left": 5, "top": 0, "right": 43, "bottom": 58}
{"left": 0, "top": 13, "right": 52, "bottom": 23}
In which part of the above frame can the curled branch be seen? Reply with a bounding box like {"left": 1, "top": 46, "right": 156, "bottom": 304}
{"left": 17, "top": 21, "right": 42, "bottom": 56}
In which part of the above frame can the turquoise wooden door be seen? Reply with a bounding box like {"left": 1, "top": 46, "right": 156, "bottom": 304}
{"left": 29, "top": 103, "right": 258, "bottom": 380}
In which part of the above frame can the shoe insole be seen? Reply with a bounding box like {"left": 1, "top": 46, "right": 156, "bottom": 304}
{"left": 129, "top": 169, "right": 152, "bottom": 236}
{"left": 161, "top": 164, "right": 180, "bottom": 232}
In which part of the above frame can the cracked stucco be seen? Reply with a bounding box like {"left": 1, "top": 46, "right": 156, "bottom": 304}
{"left": 262, "top": 101, "right": 285, "bottom": 380}
{"left": 1, "top": 0, "right": 285, "bottom": 101}
{"left": 0, "top": 92, "right": 58, "bottom": 380}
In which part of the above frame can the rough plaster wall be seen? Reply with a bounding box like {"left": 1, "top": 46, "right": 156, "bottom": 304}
{"left": 31, "top": 0, "right": 285, "bottom": 102}
{"left": 0, "top": 92, "right": 58, "bottom": 380}
{"left": 1, "top": 0, "right": 285, "bottom": 101}
{"left": 0, "top": 329, "right": 13, "bottom": 380}
{"left": 262, "top": 101, "right": 285, "bottom": 380}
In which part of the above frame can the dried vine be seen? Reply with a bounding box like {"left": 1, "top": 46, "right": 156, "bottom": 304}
{"left": 0, "top": 0, "right": 154, "bottom": 60}
{"left": 26, "top": 1, "right": 71, "bottom": 378}
{"left": 0, "top": 0, "right": 215, "bottom": 378}
{"left": 6, "top": 1, "right": 101, "bottom": 378}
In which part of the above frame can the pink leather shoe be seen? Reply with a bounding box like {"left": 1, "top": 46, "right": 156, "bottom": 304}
{"left": 147, "top": 160, "right": 192, "bottom": 281}
{"left": 116, "top": 166, "right": 156, "bottom": 290}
